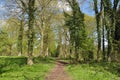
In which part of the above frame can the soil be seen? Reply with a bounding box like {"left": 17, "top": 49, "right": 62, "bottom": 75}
{"left": 45, "top": 61, "right": 72, "bottom": 80}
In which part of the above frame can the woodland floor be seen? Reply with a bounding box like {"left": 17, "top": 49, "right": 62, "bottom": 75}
{"left": 45, "top": 60, "right": 72, "bottom": 80}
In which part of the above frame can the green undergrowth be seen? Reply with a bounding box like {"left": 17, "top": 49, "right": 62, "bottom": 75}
{"left": 0, "top": 56, "right": 55, "bottom": 80}
{"left": 90, "top": 62, "right": 120, "bottom": 77}
{"left": 0, "top": 56, "right": 27, "bottom": 66}
{"left": 66, "top": 62, "right": 120, "bottom": 80}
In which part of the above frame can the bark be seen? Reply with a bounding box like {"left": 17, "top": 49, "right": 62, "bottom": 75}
{"left": 111, "top": 0, "right": 119, "bottom": 61}
{"left": 9, "top": 45, "right": 12, "bottom": 56}
{"left": 44, "top": 31, "right": 49, "bottom": 57}
{"left": 102, "top": 24, "right": 106, "bottom": 60}
{"left": 45, "top": 47, "right": 49, "bottom": 56}
{"left": 64, "top": 29, "right": 69, "bottom": 58}
{"left": 27, "top": 0, "right": 35, "bottom": 65}
{"left": 107, "top": 29, "right": 112, "bottom": 61}
{"left": 115, "top": 6, "right": 120, "bottom": 59}
{"left": 58, "top": 28, "right": 63, "bottom": 58}
{"left": 40, "top": 30, "right": 44, "bottom": 56}
{"left": 93, "top": 0, "right": 101, "bottom": 61}
{"left": 39, "top": 16, "right": 45, "bottom": 57}
{"left": 100, "top": 0, "right": 106, "bottom": 61}
{"left": 18, "top": 16, "right": 24, "bottom": 56}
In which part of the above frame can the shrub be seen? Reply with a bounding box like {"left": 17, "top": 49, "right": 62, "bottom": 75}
{"left": 0, "top": 56, "right": 27, "bottom": 74}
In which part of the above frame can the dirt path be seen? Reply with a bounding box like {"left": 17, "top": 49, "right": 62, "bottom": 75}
{"left": 45, "top": 61, "right": 72, "bottom": 80}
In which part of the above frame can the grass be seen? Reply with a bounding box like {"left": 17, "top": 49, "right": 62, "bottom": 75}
{"left": 0, "top": 57, "right": 55, "bottom": 80}
{"left": 1, "top": 56, "right": 120, "bottom": 80}
{"left": 66, "top": 62, "right": 120, "bottom": 80}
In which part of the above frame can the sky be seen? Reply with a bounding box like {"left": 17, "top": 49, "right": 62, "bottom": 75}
{"left": 79, "top": 0, "right": 95, "bottom": 16}
{"left": 0, "top": 0, "right": 6, "bottom": 19}
{"left": 0, "top": 0, "right": 95, "bottom": 20}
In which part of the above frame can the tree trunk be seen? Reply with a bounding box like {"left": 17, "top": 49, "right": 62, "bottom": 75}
{"left": 107, "top": 29, "right": 112, "bottom": 62}
{"left": 102, "top": 24, "right": 106, "bottom": 60}
{"left": 18, "top": 16, "right": 24, "bottom": 56}
{"left": 111, "top": 0, "right": 119, "bottom": 61}
{"left": 40, "top": 30, "right": 44, "bottom": 56}
{"left": 27, "top": 0, "right": 35, "bottom": 65}
{"left": 58, "top": 28, "right": 63, "bottom": 58}
{"left": 100, "top": 0, "right": 106, "bottom": 61}
{"left": 93, "top": 0, "right": 101, "bottom": 61}
{"left": 45, "top": 47, "right": 49, "bottom": 56}
{"left": 9, "top": 45, "right": 12, "bottom": 56}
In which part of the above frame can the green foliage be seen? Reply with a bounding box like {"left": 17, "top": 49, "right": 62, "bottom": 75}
{"left": 0, "top": 57, "right": 55, "bottom": 80}
{"left": 33, "top": 57, "right": 55, "bottom": 63}
{"left": 66, "top": 63, "right": 119, "bottom": 80}
{"left": 0, "top": 17, "right": 20, "bottom": 56}
{"left": 64, "top": 0, "right": 87, "bottom": 61}
{"left": 0, "top": 56, "right": 27, "bottom": 65}
{"left": 0, "top": 56, "right": 27, "bottom": 74}
{"left": 47, "top": 28, "right": 57, "bottom": 55}
{"left": 0, "top": 30, "right": 9, "bottom": 55}
{"left": 90, "top": 62, "right": 120, "bottom": 76}
{"left": 115, "top": 6, "right": 120, "bottom": 41}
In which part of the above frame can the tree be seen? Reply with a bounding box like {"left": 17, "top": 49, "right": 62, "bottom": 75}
{"left": 103, "top": 0, "right": 119, "bottom": 61}
{"left": 15, "top": 0, "right": 36, "bottom": 65}
{"left": 115, "top": 6, "right": 120, "bottom": 42}
{"left": 0, "top": 30, "right": 9, "bottom": 56}
{"left": 84, "top": 15, "right": 96, "bottom": 61}
{"left": 35, "top": 0, "right": 57, "bottom": 57}
{"left": 17, "top": 13, "right": 24, "bottom": 56}
{"left": 64, "top": 0, "right": 86, "bottom": 62}
{"left": 27, "top": 0, "right": 36, "bottom": 65}
{"left": 6, "top": 17, "right": 20, "bottom": 56}
{"left": 93, "top": 0, "right": 101, "bottom": 61}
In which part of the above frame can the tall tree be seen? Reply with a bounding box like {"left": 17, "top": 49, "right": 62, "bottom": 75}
{"left": 16, "top": 0, "right": 36, "bottom": 64}
{"left": 64, "top": 0, "right": 86, "bottom": 62}
{"left": 103, "top": 0, "right": 119, "bottom": 61}
{"left": 17, "top": 13, "right": 24, "bottom": 56}
{"left": 100, "top": 0, "right": 106, "bottom": 61}
{"left": 111, "top": 0, "right": 119, "bottom": 61}
{"left": 103, "top": 0, "right": 112, "bottom": 61}
{"left": 27, "top": 0, "right": 36, "bottom": 65}
{"left": 6, "top": 17, "right": 20, "bottom": 55}
{"left": 93, "top": 0, "right": 101, "bottom": 61}
{"left": 114, "top": 2, "right": 120, "bottom": 61}
{"left": 35, "top": 0, "right": 57, "bottom": 57}
{"left": 115, "top": 6, "right": 120, "bottom": 42}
